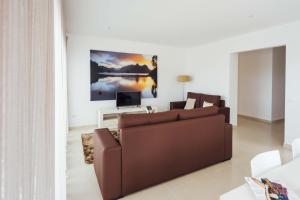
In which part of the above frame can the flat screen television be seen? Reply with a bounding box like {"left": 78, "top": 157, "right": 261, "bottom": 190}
{"left": 116, "top": 91, "right": 141, "bottom": 108}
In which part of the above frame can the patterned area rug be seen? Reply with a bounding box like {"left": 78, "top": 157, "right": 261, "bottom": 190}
{"left": 81, "top": 129, "right": 119, "bottom": 164}
{"left": 81, "top": 133, "right": 94, "bottom": 164}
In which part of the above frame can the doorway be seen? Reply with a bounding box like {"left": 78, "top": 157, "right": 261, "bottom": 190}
{"left": 229, "top": 46, "right": 286, "bottom": 140}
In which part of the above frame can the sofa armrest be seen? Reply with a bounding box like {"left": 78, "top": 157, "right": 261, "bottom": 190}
{"left": 170, "top": 101, "right": 186, "bottom": 110}
{"left": 219, "top": 100, "right": 225, "bottom": 107}
{"left": 219, "top": 107, "right": 230, "bottom": 123}
{"left": 93, "top": 128, "right": 122, "bottom": 200}
{"left": 224, "top": 123, "right": 232, "bottom": 160}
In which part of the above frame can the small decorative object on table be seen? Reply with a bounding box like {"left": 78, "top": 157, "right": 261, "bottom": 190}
{"left": 146, "top": 106, "right": 154, "bottom": 113}
{"left": 245, "top": 177, "right": 300, "bottom": 200}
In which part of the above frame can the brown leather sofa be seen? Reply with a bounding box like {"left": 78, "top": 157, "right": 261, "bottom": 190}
{"left": 93, "top": 107, "right": 232, "bottom": 200}
{"left": 170, "top": 92, "right": 230, "bottom": 123}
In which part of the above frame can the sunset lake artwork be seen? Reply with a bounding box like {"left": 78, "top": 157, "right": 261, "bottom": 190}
{"left": 90, "top": 50, "right": 158, "bottom": 101}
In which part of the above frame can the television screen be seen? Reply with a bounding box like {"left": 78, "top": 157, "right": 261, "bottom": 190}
{"left": 116, "top": 91, "right": 141, "bottom": 107}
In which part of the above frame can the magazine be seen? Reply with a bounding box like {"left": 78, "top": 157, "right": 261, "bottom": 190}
{"left": 245, "top": 177, "right": 300, "bottom": 200}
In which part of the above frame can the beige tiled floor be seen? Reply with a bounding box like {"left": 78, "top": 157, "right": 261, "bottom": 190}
{"left": 67, "top": 117, "right": 291, "bottom": 200}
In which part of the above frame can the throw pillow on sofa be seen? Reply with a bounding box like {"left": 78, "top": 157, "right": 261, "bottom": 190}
{"left": 184, "top": 98, "right": 196, "bottom": 110}
{"left": 203, "top": 101, "right": 214, "bottom": 107}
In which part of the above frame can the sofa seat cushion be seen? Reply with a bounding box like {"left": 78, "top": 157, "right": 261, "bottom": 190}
{"left": 178, "top": 106, "right": 219, "bottom": 120}
{"left": 118, "top": 111, "right": 178, "bottom": 129}
{"left": 200, "top": 94, "right": 221, "bottom": 107}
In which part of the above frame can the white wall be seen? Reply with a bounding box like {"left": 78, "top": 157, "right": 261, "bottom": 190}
{"left": 67, "top": 35, "right": 186, "bottom": 127}
{"left": 272, "top": 46, "right": 286, "bottom": 121}
{"left": 238, "top": 48, "right": 273, "bottom": 121}
{"left": 237, "top": 47, "right": 286, "bottom": 122}
{"left": 185, "top": 20, "right": 300, "bottom": 144}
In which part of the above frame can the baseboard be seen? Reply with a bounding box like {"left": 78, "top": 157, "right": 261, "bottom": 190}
{"left": 68, "top": 124, "right": 97, "bottom": 131}
{"left": 283, "top": 143, "right": 292, "bottom": 150}
{"left": 272, "top": 119, "right": 285, "bottom": 124}
{"left": 238, "top": 114, "right": 284, "bottom": 124}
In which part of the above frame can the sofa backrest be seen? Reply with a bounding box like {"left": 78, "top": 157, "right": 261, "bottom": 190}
{"left": 187, "top": 92, "right": 202, "bottom": 107}
{"left": 118, "top": 107, "right": 220, "bottom": 129}
{"left": 177, "top": 106, "right": 219, "bottom": 120}
{"left": 118, "top": 111, "right": 178, "bottom": 129}
{"left": 187, "top": 92, "right": 221, "bottom": 107}
{"left": 201, "top": 94, "right": 221, "bottom": 107}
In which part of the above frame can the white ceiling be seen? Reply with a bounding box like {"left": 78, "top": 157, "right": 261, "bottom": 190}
{"left": 63, "top": 0, "right": 300, "bottom": 47}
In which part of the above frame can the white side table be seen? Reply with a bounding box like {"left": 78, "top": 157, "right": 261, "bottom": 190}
{"left": 97, "top": 106, "right": 158, "bottom": 128}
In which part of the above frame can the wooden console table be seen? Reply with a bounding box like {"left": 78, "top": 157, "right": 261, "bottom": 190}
{"left": 97, "top": 106, "right": 158, "bottom": 128}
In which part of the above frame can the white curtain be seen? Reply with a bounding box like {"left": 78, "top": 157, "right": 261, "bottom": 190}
{"left": 54, "top": 0, "right": 67, "bottom": 199}
{"left": 0, "top": 0, "right": 67, "bottom": 199}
